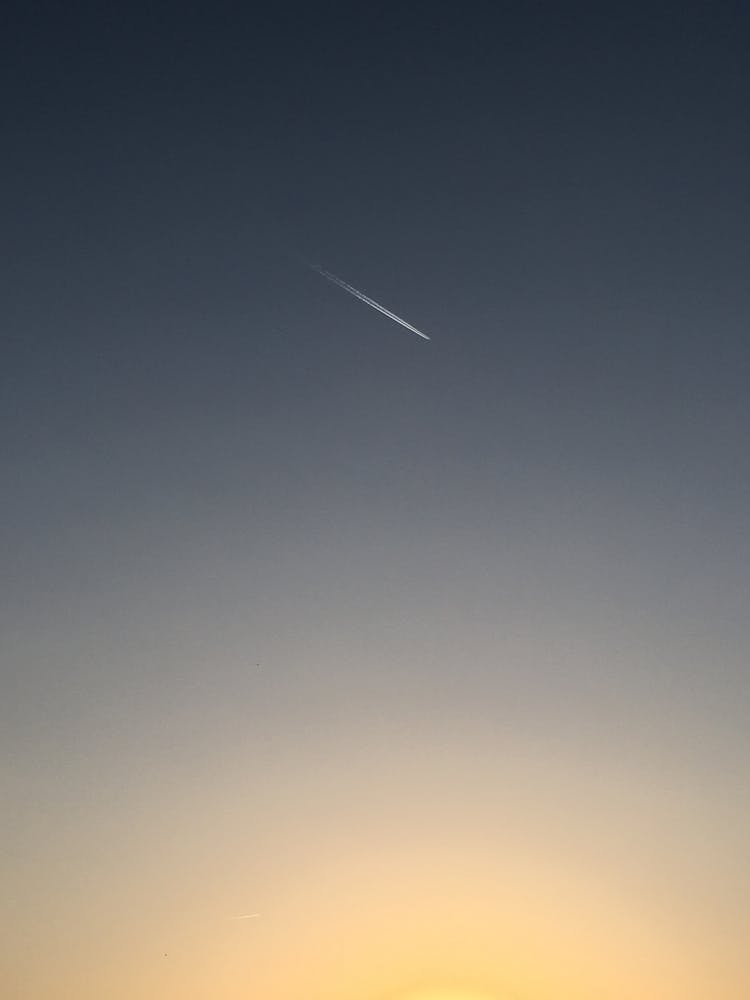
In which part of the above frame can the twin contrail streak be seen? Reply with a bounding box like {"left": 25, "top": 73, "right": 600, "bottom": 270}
{"left": 312, "top": 265, "right": 431, "bottom": 341}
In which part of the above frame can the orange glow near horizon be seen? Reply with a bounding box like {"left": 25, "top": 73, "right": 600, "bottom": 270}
{"left": 390, "top": 993, "right": 503, "bottom": 1000}
{"left": 6, "top": 705, "right": 747, "bottom": 1000}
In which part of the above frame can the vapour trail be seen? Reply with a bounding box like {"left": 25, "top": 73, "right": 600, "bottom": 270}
{"left": 312, "top": 265, "right": 431, "bottom": 340}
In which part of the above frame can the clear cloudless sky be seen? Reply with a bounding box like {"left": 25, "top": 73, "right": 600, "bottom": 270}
{"left": 2, "top": 3, "right": 749, "bottom": 998}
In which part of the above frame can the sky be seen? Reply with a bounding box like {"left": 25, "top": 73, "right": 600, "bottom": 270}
{"left": 2, "top": 3, "right": 749, "bottom": 998}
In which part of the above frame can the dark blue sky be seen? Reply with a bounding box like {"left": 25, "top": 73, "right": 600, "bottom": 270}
{"left": 2, "top": 4, "right": 750, "bottom": 998}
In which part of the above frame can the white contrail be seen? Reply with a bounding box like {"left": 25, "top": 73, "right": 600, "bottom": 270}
{"left": 232, "top": 913, "right": 260, "bottom": 920}
{"left": 312, "top": 265, "right": 431, "bottom": 341}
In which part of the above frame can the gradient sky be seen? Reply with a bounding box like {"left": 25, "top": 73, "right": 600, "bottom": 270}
{"left": 2, "top": 4, "right": 749, "bottom": 998}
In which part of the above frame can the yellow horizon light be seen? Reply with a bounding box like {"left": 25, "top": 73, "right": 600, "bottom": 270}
{"left": 393, "top": 992, "right": 504, "bottom": 1000}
